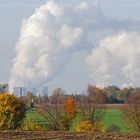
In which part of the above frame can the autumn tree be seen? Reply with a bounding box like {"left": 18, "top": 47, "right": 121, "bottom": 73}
{"left": 64, "top": 97, "right": 77, "bottom": 117}
{"left": 122, "top": 91, "right": 140, "bottom": 132}
{"left": 61, "top": 97, "right": 77, "bottom": 130}
{"left": 0, "top": 93, "right": 26, "bottom": 130}
{"left": 78, "top": 85, "right": 106, "bottom": 127}
{"left": 49, "top": 88, "right": 66, "bottom": 104}
{"left": 25, "top": 91, "right": 34, "bottom": 108}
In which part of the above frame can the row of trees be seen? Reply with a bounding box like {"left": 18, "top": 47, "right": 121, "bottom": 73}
{"left": 0, "top": 83, "right": 139, "bottom": 104}
{"left": 13, "top": 85, "right": 140, "bottom": 114}
{"left": 35, "top": 85, "right": 140, "bottom": 104}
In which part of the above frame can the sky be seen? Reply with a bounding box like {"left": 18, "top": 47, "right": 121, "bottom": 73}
{"left": 0, "top": 0, "right": 140, "bottom": 93}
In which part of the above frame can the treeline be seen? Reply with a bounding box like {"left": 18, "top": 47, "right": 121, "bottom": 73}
{"left": 0, "top": 83, "right": 140, "bottom": 105}
{"left": 38, "top": 85, "right": 140, "bottom": 105}
{"left": 20, "top": 85, "right": 140, "bottom": 108}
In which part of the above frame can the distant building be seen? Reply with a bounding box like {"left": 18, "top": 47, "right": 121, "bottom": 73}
{"left": 31, "top": 88, "right": 37, "bottom": 95}
{"left": 13, "top": 87, "right": 27, "bottom": 97}
{"left": 13, "top": 86, "right": 48, "bottom": 97}
{"left": 38, "top": 87, "right": 48, "bottom": 96}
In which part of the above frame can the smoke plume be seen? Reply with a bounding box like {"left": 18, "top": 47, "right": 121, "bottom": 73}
{"left": 86, "top": 32, "right": 140, "bottom": 87}
{"left": 9, "top": 0, "right": 140, "bottom": 92}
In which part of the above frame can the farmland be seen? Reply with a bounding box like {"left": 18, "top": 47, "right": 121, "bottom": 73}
{"left": 0, "top": 91, "right": 139, "bottom": 139}
{"left": 26, "top": 104, "right": 131, "bottom": 133}
{"left": 0, "top": 106, "right": 134, "bottom": 140}
{"left": 0, "top": 131, "right": 140, "bottom": 140}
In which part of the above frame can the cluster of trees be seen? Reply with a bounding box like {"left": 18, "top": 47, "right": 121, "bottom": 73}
{"left": 0, "top": 83, "right": 139, "bottom": 104}
{"left": 26, "top": 85, "right": 139, "bottom": 106}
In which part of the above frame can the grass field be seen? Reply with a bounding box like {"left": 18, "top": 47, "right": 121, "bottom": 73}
{"left": 103, "top": 110, "right": 130, "bottom": 132}
{"left": 26, "top": 108, "right": 131, "bottom": 132}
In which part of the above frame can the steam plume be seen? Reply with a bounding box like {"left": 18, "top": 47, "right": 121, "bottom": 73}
{"left": 86, "top": 32, "right": 140, "bottom": 87}
{"left": 9, "top": 0, "right": 140, "bottom": 92}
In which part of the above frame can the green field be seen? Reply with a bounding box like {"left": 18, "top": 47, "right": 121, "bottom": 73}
{"left": 103, "top": 110, "right": 130, "bottom": 132}
{"left": 26, "top": 109, "right": 131, "bottom": 132}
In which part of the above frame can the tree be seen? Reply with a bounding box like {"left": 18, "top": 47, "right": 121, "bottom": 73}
{"left": 122, "top": 91, "right": 140, "bottom": 132}
{"left": 117, "top": 87, "right": 131, "bottom": 103}
{"left": 0, "top": 84, "right": 8, "bottom": 93}
{"left": 103, "top": 85, "right": 120, "bottom": 103}
{"left": 88, "top": 85, "right": 107, "bottom": 104}
{"left": 61, "top": 97, "right": 77, "bottom": 130}
{"left": 78, "top": 85, "right": 106, "bottom": 126}
{"left": 49, "top": 88, "right": 66, "bottom": 104}
{"left": 0, "top": 93, "right": 27, "bottom": 130}
{"left": 63, "top": 97, "right": 77, "bottom": 118}
{"left": 26, "top": 91, "right": 34, "bottom": 108}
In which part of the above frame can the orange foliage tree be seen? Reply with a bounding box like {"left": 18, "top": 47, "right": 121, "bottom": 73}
{"left": 64, "top": 97, "right": 77, "bottom": 119}
{"left": 60, "top": 97, "right": 77, "bottom": 130}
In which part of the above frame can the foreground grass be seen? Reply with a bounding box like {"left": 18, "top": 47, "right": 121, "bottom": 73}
{"left": 26, "top": 109, "right": 131, "bottom": 132}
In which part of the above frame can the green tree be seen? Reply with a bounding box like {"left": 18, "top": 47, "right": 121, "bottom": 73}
{"left": 0, "top": 84, "right": 8, "bottom": 93}
{"left": 103, "top": 85, "right": 120, "bottom": 103}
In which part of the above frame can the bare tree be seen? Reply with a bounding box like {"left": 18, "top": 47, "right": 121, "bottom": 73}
{"left": 122, "top": 91, "right": 140, "bottom": 132}
{"left": 49, "top": 88, "right": 66, "bottom": 104}
{"left": 78, "top": 85, "right": 106, "bottom": 124}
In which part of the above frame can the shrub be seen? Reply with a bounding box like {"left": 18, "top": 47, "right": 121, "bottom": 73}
{"left": 37, "top": 97, "right": 77, "bottom": 131}
{"left": 0, "top": 93, "right": 27, "bottom": 130}
{"left": 37, "top": 104, "right": 62, "bottom": 131}
{"left": 21, "top": 117, "right": 46, "bottom": 130}
{"left": 76, "top": 120, "right": 104, "bottom": 132}
{"left": 107, "top": 124, "right": 121, "bottom": 132}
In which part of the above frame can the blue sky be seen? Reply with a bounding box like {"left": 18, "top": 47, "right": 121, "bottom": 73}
{"left": 0, "top": 0, "right": 140, "bottom": 92}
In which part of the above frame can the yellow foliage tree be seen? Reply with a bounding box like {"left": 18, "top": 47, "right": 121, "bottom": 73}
{"left": 0, "top": 93, "right": 27, "bottom": 130}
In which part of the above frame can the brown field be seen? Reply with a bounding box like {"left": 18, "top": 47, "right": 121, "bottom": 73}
{"left": 0, "top": 131, "right": 140, "bottom": 140}
{"left": 36, "top": 103, "right": 124, "bottom": 111}
{"left": 106, "top": 104, "right": 124, "bottom": 110}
